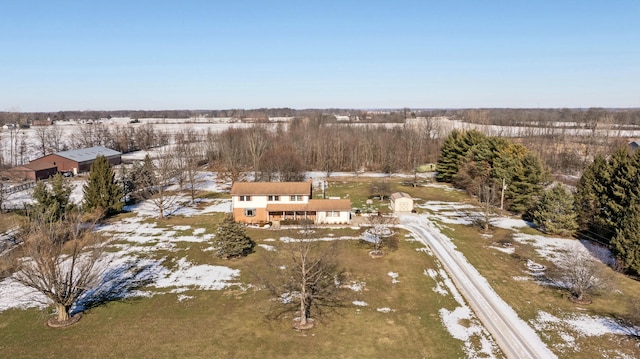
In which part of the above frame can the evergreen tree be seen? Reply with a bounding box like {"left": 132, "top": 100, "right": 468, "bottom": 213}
{"left": 492, "top": 143, "right": 549, "bottom": 214}
{"left": 611, "top": 200, "right": 640, "bottom": 275}
{"left": 604, "top": 148, "right": 637, "bottom": 233}
{"left": 83, "top": 155, "right": 124, "bottom": 216}
{"left": 133, "top": 154, "right": 157, "bottom": 200}
{"left": 119, "top": 164, "right": 135, "bottom": 204}
{"left": 574, "top": 154, "right": 610, "bottom": 236}
{"left": 32, "top": 173, "right": 75, "bottom": 221}
{"left": 436, "top": 129, "right": 466, "bottom": 182}
{"left": 532, "top": 184, "right": 578, "bottom": 236}
{"left": 213, "top": 215, "right": 255, "bottom": 259}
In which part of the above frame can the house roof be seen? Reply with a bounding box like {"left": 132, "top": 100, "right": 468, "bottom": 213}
{"left": 307, "top": 199, "right": 351, "bottom": 211}
{"left": 266, "top": 199, "right": 351, "bottom": 212}
{"left": 390, "top": 192, "right": 412, "bottom": 200}
{"left": 24, "top": 162, "right": 57, "bottom": 171}
{"left": 53, "top": 146, "right": 121, "bottom": 163}
{"left": 2, "top": 162, "right": 56, "bottom": 173}
{"left": 231, "top": 181, "right": 312, "bottom": 196}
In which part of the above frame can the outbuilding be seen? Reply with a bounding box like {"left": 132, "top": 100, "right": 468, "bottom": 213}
{"left": 390, "top": 192, "right": 414, "bottom": 213}
{"left": 0, "top": 162, "right": 58, "bottom": 181}
{"left": 29, "top": 146, "right": 121, "bottom": 175}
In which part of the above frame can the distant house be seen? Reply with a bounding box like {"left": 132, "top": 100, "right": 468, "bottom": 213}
{"left": 628, "top": 140, "right": 640, "bottom": 152}
{"left": 230, "top": 181, "right": 351, "bottom": 225}
{"left": 31, "top": 118, "right": 53, "bottom": 126}
{"left": 29, "top": 146, "right": 121, "bottom": 175}
{"left": 390, "top": 192, "right": 414, "bottom": 213}
{"left": 0, "top": 162, "right": 58, "bottom": 181}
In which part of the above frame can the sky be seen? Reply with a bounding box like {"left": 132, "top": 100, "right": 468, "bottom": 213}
{"left": 1, "top": 0, "right": 638, "bottom": 111}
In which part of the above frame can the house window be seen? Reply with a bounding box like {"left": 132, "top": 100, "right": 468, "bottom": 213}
{"left": 326, "top": 211, "right": 340, "bottom": 217}
{"left": 291, "top": 195, "right": 303, "bottom": 201}
{"left": 239, "top": 195, "right": 251, "bottom": 201}
{"left": 244, "top": 208, "right": 256, "bottom": 217}
{"left": 268, "top": 195, "right": 280, "bottom": 201}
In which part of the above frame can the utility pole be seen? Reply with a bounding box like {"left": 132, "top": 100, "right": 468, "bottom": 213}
{"left": 500, "top": 178, "right": 506, "bottom": 210}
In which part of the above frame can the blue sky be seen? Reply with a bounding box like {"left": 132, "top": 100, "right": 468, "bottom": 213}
{"left": 1, "top": 0, "right": 638, "bottom": 111}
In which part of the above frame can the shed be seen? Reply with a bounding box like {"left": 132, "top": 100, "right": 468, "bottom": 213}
{"left": 390, "top": 192, "right": 413, "bottom": 213}
{"left": 29, "top": 146, "right": 121, "bottom": 174}
{"left": 0, "top": 162, "right": 58, "bottom": 181}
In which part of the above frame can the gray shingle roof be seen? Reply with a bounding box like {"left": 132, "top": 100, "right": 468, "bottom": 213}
{"left": 54, "top": 146, "right": 121, "bottom": 163}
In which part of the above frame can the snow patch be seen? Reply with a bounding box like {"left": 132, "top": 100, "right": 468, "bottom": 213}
{"left": 388, "top": 271, "right": 399, "bottom": 284}
{"left": 258, "top": 244, "right": 276, "bottom": 251}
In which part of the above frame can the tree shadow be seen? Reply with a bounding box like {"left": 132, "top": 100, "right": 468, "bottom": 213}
{"left": 73, "top": 260, "right": 159, "bottom": 314}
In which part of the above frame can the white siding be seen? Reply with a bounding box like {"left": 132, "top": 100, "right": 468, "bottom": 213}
{"left": 233, "top": 195, "right": 268, "bottom": 209}
{"left": 316, "top": 210, "right": 350, "bottom": 224}
{"left": 391, "top": 197, "right": 413, "bottom": 212}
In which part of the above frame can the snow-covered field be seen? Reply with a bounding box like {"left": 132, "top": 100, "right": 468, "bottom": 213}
{"left": 5, "top": 115, "right": 639, "bottom": 170}
{"left": 0, "top": 117, "right": 254, "bottom": 165}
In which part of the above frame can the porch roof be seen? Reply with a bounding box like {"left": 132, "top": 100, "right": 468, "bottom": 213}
{"left": 265, "top": 199, "right": 351, "bottom": 212}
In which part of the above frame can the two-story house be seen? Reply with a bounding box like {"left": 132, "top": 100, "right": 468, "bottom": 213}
{"left": 230, "top": 181, "right": 351, "bottom": 225}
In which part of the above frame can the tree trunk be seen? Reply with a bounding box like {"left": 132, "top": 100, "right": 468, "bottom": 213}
{"left": 299, "top": 292, "right": 307, "bottom": 326}
{"left": 55, "top": 302, "right": 70, "bottom": 322}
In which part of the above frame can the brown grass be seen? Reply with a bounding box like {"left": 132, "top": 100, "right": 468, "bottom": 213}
{"left": 0, "top": 212, "right": 470, "bottom": 358}
{"left": 442, "top": 222, "right": 640, "bottom": 358}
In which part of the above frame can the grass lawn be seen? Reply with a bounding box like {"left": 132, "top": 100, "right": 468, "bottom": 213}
{"left": 326, "top": 178, "right": 640, "bottom": 357}
{"left": 0, "top": 210, "right": 474, "bottom": 358}
{"left": 6, "top": 177, "right": 638, "bottom": 358}
{"left": 437, "top": 216, "right": 640, "bottom": 358}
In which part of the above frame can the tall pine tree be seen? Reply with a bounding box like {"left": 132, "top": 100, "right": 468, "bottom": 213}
{"left": 611, "top": 200, "right": 640, "bottom": 275}
{"left": 436, "top": 130, "right": 488, "bottom": 182}
{"left": 532, "top": 184, "right": 578, "bottom": 236}
{"left": 83, "top": 155, "right": 124, "bottom": 217}
{"left": 32, "top": 172, "right": 75, "bottom": 221}
{"left": 574, "top": 154, "right": 610, "bottom": 236}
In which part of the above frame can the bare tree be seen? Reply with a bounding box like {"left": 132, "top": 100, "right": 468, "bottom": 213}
{"left": 149, "top": 148, "right": 179, "bottom": 218}
{"left": 246, "top": 125, "right": 270, "bottom": 181}
{"left": 0, "top": 183, "right": 6, "bottom": 212}
{"left": 13, "top": 212, "right": 106, "bottom": 326}
{"left": 18, "top": 133, "right": 28, "bottom": 165}
{"left": 7, "top": 120, "right": 22, "bottom": 166}
{"left": 361, "top": 214, "right": 396, "bottom": 256}
{"left": 32, "top": 125, "right": 50, "bottom": 157}
{"left": 215, "top": 128, "right": 247, "bottom": 183}
{"left": 261, "top": 226, "right": 345, "bottom": 330}
{"left": 174, "top": 139, "right": 205, "bottom": 203}
{"left": 368, "top": 180, "right": 391, "bottom": 201}
{"left": 477, "top": 181, "right": 498, "bottom": 232}
{"left": 549, "top": 243, "right": 609, "bottom": 304}
{"left": 47, "top": 124, "right": 66, "bottom": 152}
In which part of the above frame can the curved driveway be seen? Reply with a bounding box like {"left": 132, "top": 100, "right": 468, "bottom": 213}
{"left": 400, "top": 214, "right": 556, "bottom": 359}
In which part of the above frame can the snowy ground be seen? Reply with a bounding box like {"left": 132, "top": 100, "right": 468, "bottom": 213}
{"left": 423, "top": 261, "right": 500, "bottom": 358}
{"left": 419, "top": 199, "right": 640, "bottom": 358}
{"left": 2, "top": 168, "right": 638, "bottom": 357}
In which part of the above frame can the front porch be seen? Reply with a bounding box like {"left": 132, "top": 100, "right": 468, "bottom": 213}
{"left": 268, "top": 210, "right": 317, "bottom": 223}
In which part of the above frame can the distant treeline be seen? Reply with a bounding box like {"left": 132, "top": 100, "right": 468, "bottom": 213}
{"left": 2, "top": 108, "right": 640, "bottom": 127}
